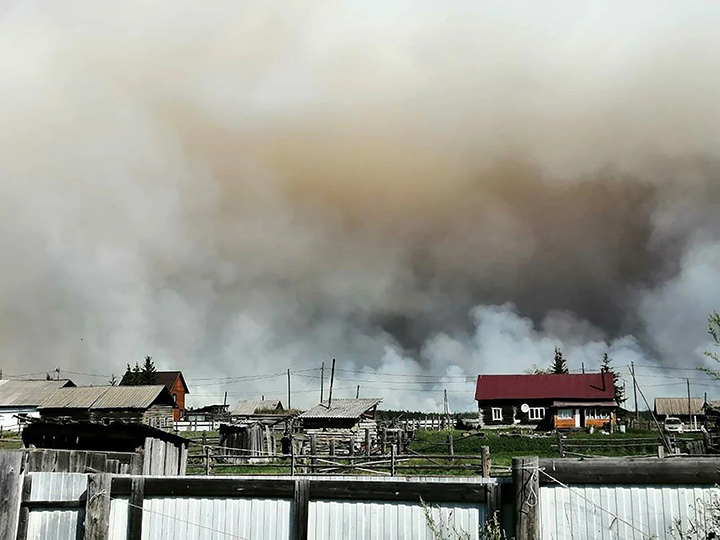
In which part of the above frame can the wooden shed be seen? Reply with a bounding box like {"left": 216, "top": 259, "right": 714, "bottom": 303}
{"left": 22, "top": 420, "right": 189, "bottom": 475}
{"left": 38, "top": 385, "right": 177, "bottom": 428}
{"left": 218, "top": 423, "right": 274, "bottom": 460}
{"left": 298, "top": 398, "right": 382, "bottom": 452}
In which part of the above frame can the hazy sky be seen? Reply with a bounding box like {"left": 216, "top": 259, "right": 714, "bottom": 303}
{"left": 1, "top": 1, "right": 719, "bottom": 410}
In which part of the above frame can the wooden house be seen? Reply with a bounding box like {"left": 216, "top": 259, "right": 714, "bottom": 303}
{"left": 0, "top": 379, "right": 75, "bottom": 432}
{"left": 475, "top": 373, "right": 617, "bottom": 430}
{"left": 37, "top": 385, "right": 177, "bottom": 428}
{"left": 21, "top": 419, "right": 189, "bottom": 475}
{"left": 186, "top": 404, "right": 230, "bottom": 423}
{"left": 655, "top": 397, "right": 705, "bottom": 429}
{"left": 120, "top": 370, "right": 189, "bottom": 421}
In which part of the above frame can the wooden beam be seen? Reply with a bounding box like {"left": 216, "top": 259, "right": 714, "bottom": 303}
{"left": 15, "top": 473, "right": 32, "bottom": 540}
{"left": 84, "top": 473, "right": 112, "bottom": 540}
{"left": 537, "top": 457, "right": 720, "bottom": 485}
{"left": 310, "top": 480, "right": 487, "bottom": 503}
{"left": 513, "top": 457, "right": 539, "bottom": 540}
{"left": 0, "top": 451, "right": 23, "bottom": 540}
{"left": 112, "top": 477, "right": 296, "bottom": 498}
{"left": 126, "top": 477, "right": 145, "bottom": 540}
{"left": 293, "top": 479, "right": 310, "bottom": 540}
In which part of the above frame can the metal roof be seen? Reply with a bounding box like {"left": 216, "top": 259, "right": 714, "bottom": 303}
{"left": 0, "top": 379, "right": 75, "bottom": 407}
{"left": 38, "top": 385, "right": 174, "bottom": 410}
{"left": 475, "top": 373, "right": 616, "bottom": 402}
{"left": 232, "top": 400, "right": 283, "bottom": 415}
{"left": 654, "top": 397, "right": 704, "bottom": 416}
{"left": 299, "top": 398, "right": 382, "bottom": 419}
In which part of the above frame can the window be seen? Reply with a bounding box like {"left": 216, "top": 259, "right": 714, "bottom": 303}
{"left": 172, "top": 393, "right": 177, "bottom": 403}
{"left": 491, "top": 407, "right": 503, "bottom": 421}
{"left": 586, "top": 408, "right": 609, "bottom": 419}
{"left": 557, "top": 408, "right": 573, "bottom": 419}
{"left": 529, "top": 407, "right": 545, "bottom": 421}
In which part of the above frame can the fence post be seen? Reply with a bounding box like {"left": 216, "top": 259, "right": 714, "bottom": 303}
{"left": 0, "top": 451, "right": 23, "bottom": 540}
{"left": 290, "top": 441, "right": 296, "bottom": 476}
{"left": 293, "top": 479, "right": 310, "bottom": 540}
{"left": 85, "top": 473, "right": 112, "bottom": 540}
{"left": 329, "top": 439, "right": 336, "bottom": 457}
{"left": 556, "top": 432, "right": 565, "bottom": 458}
{"left": 481, "top": 446, "right": 491, "bottom": 477}
{"left": 127, "top": 477, "right": 145, "bottom": 540}
{"left": 204, "top": 446, "right": 211, "bottom": 475}
{"left": 381, "top": 428, "right": 387, "bottom": 454}
{"left": 448, "top": 433, "right": 454, "bottom": 462}
{"left": 365, "top": 429, "right": 371, "bottom": 456}
{"left": 513, "top": 457, "right": 539, "bottom": 540}
{"left": 310, "top": 435, "right": 317, "bottom": 473}
{"left": 390, "top": 444, "right": 396, "bottom": 476}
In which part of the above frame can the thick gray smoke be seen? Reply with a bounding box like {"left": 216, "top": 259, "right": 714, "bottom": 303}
{"left": 1, "top": 1, "right": 719, "bottom": 410}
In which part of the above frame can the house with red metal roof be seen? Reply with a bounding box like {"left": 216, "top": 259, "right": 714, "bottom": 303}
{"left": 474, "top": 372, "right": 617, "bottom": 430}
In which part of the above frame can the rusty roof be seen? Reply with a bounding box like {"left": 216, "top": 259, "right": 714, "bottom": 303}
{"left": 654, "top": 397, "right": 704, "bottom": 416}
{"left": 38, "top": 385, "right": 175, "bottom": 410}
{"left": 0, "top": 379, "right": 75, "bottom": 407}
{"left": 298, "top": 398, "right": 382, "bottom": 419}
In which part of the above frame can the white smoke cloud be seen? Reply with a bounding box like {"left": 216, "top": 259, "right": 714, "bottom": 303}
{"left": 1, "top": 1, "right": 719, "bottom": 410}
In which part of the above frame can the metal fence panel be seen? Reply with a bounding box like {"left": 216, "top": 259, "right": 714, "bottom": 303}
{"left": 540, "top": 484, "right": 720, "bottom": 540}
{"left": 308, "top": 499, "right": 485, "bottom": 540}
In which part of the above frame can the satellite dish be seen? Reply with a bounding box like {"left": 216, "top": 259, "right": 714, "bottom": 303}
{"left": 520, "top": 403, "right": 530, "bottom": 413}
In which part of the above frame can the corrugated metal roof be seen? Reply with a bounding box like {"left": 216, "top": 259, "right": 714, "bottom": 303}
{"left": 0, "top": 379, "right": 74, "bottom": 407}
{"left": 475, "top": 373, "right": 616, "bottom": 402}
{"left": 299, "top": 398, "right": 382, "bottom": 419}
{"left": 232, "top": 400, "right": 283, "bottom": 415}
{"left": 38, "top": 385, "right": 172, "bottom": 410}
{"left": 654, "top": 397, "right": 704, "bottom": 416}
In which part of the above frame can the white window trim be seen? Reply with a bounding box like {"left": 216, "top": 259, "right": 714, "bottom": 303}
{"left": 528, "top": 407, "right": 545, "bottom": 421}
{"left": 491, "top": 407, "right": 503, "bottom": 421}
{"left": 557, "top": 407, "right": 573, "bottom": 419}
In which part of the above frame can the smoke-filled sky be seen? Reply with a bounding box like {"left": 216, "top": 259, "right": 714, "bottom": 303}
{"left": 1, "top": 1, "right": 720, "bottom": 411}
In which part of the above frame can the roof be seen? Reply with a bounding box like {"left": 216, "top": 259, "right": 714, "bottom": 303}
{"left": 23, "top": 419, "right": 189, "bottom": 447}
{"left": 38, "top": 385, "right": 176, "bottom": 410}
{"left": 475, "top": 373, "right": 616, "bottom": 402}
{"left": 232, "top": 400, "right": 283, "bottom": 415}
{"left": 119, "top": 370, "right": 189, "bottom": 394}
{"left": 654, "top": 397, "right": 705, "bottom": 416}
{"left": 0, "top": 379, "right": 75, "bottom": 407}
{"left": 299, "top": 398, "right": 382, "bottom": 419}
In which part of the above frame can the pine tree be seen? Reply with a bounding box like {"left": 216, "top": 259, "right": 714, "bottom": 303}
{"left": 140, "top": 356, "right": 157, "bottom": 385}
{"left": 600, "top": 353, "right": 626, "bottom": 404}
{"left": 550, "top": 347, "right": 569, "bottom": 374}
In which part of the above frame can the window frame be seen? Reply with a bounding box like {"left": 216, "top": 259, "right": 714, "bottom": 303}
{"left": 528, "top": 407, "right": 545, "bottom": 421}
{"left": 556, "top": 407, "right": 574, "bottom": 419}
{"left": 491, "top": 407, "right": 503, "bottom": 421}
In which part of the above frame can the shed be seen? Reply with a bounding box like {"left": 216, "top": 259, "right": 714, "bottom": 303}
{"left": 38, "top": 385, "right": 177, "bottom": 427}
{"left": 298, "top": 398, "right": 382, "bottom": 451}
{"left": 231, "top": 399, "right": 292, "bottom": 431}
{"left": 655, "top": 397, "right": 705, "bottom": 430}
{"left": 0, "top": 379, "right": 75, "bottom": 431}
{"left": 21, "top": 420, "right": 189, "bottom": 475}
{"left": 218, "top": 423, "right": 273, "bottom": 460}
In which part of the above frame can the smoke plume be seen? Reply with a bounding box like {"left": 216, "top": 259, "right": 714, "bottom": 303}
{"left": 1, "top": 1, "right": 720, "bottom": 410}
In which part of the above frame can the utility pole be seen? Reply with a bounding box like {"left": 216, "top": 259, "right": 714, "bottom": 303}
{"left": 328, "top": 358, "right": 336, "bottom": 408}
{"left": 356, "top": 385, "right": 360, "bottom": 399}
{"left": 687, "top": 379, "right": 693, "bottom": 429}
{"left": 581, "top": 362, "right": 585, "bottom": 374}
{"left": 443, "top": 389, "right": 450, "bottom": 427}
{"left": 223, "top": 391, "right": 227, "bottom": 407}
{"left": 320, "top": 362, "right": 325, "bottom": 403}
{"left": 630, "top": 362, "right": 639, "bottom": 422}
{"left": 287, "top": 369, "right": 291, "bottom": 410}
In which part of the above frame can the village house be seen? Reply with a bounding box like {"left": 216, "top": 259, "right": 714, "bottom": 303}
{"left": 298, "top": 398, "right": 382, "bottom": 451}
{"left": 475, "top": 372, "right": 617, "bottom": 430}
{"left": 0, "top": 379, "right": 75, "bottom": 431}
{"left": 654, "top": 397, "right": 705, "bottom": 430}
{"left": 38, "top": 385, "right": 177, "bottom": 428}
{"left": 186, "top": 404, "right": 230, "bottom": 423}
{"left": 120, "top": 370, "right": 189, "bottom": 421}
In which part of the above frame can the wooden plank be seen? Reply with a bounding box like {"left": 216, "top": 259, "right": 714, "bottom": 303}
{"left": 112, "top": 477, "right": 296, "bottom": 498}
{"left": 26, "top": 450, "right": 43, "bottom": 472}
{"left": 24, "top": 500, "right": 86, "bottom": 509}
{"left": 142, "top": 439, "right": 152, "bottom": 475}
{"left": 88, "top": 452, "right": 106, "bottom": 473}
{"left": 85, "top": 473, "right": 112, "bottom": 540}
{"left": 513, "top": 457, "right": 539, "bottom": 540}
{"left": 481, "top": 446, "right": 491, "bottom": 478}
{"left": 126, "top": 477, "right": 145, "bottom": 540}
{"left": 40, "top": 449, "right": 57, "bottom": 472}
{"left": 311, "top": 480, "right": 487, "bottom": 503}
{"left": 130, "top": 452, "right": 143, "bottom": 475}
{"left": 179, "top": 444, "right": 188, "bottom": 476}
{"left": 15, "top": 473, "right": 32, "bottom": 540}
{"left": 152, "top": 439, "right": 165, "bottom": 476}
{"left": 55, "top": 449, "right": 71, "bottom": 473}
{"left": 537, "top": 457, "right": 720, "bottom": 485}
{"left": 293, "top": 479, "right": 310, "bottom": 540}
{"left": 0, "top": 451, "right": 23, "bottom": 540}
